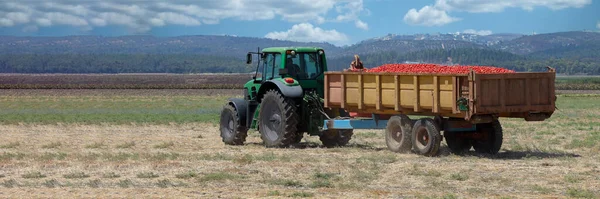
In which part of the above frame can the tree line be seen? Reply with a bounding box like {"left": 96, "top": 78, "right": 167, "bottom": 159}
{"left": 328, "top": 48, "right": 600, "bottom": 75}
{"left": 0, "top": 54, "right": 252, "bottom": 73}
{"left": 0, "top": 47, "right": 599, "bottom": 74}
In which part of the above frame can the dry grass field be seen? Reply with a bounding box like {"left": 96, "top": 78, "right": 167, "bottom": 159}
{"left": 0, "top": 89, "right": 598, "bottom": 198}
{"left": 0, "top": 73, "right": 249, "bottom": 89}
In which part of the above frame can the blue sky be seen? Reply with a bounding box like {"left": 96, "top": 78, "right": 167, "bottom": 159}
{"left": 0, "top": 0, "right": 598, "bottom": 46}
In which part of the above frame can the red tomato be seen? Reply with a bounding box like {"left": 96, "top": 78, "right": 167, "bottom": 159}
{"left": 366, "top": 63, "right": 515, "bottom": 74}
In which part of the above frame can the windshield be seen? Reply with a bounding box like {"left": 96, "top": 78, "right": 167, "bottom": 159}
{"left": 284, "top": 52, "right": 323, "bottom": 80}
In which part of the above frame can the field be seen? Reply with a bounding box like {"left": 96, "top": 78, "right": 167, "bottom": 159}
{"left": 0, "top": 89, "right": 599, "bottom": 198}
{"left": 556, "top": 76, "right": 600, "bottom": 90}
{"left": 0, "top": 73, "right": 249, "bottom": 89}
{"left": 1, "top": 74, "right": 600, "bottom": 91}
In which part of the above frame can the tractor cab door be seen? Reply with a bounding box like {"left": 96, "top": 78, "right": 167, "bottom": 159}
{"left": 262, "top": 53, "right": 281, "bottom": 81}
{"left": 285, "top": 52, "right": 325, "bottom": 97}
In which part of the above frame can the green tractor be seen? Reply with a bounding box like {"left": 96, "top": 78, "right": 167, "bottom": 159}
{"left": 219, "top": 47, "right": 352, "bottom": 148}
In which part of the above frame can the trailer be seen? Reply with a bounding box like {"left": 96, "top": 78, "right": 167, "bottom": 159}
{"left": 321, "top": 69, "right": 556, "bottom": 156}
{"left": 220, "top": 46, "right": 556, "bottom": 157}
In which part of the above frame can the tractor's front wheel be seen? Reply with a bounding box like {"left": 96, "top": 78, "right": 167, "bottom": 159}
{"left": 320, "top": 129, "right": 353, "bottom": 148}
{"left": 258, "top": 90, "right": 299, "bottom": 148}
{"left": 219, "top": 104, "right": 248, "bottom": 145}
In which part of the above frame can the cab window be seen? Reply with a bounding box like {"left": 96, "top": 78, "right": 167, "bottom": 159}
{"left": 262, "top": 53, "right": 281, "bottom": 80}
{"left": 285, "top": 52, "right": 322, "bottom": 80}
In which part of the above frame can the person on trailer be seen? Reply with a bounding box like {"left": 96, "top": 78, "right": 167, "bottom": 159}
{"left": 345, "top": 54, "right": 365, "bottom": 72}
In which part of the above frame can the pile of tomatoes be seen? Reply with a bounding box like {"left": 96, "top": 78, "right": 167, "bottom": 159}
{"left": 365, "top": 64, "right": 515, "bottom": 74}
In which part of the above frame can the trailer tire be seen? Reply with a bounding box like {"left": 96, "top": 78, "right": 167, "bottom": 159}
{"left": 258, "top": 90, "right": 299, "bottom": 148}
{"left": 445, "top": 132, "right": 472, "bottom": 155}
{"left": 219, "top": 104, "right": 248, "bottom": 145}
{"left": 385, "top": 115, "right": 414, "bottom": 153}
{"left": 293, "top": 132, "right": 304, "bottom": 144}
{"left": 411, "top": 118, "right": 442, "bottom": 156}
{"left": 320, "top": 129, "right": 353, "bottom": 148}
{"left": 473, "top": 120, "right": 503, "bottom": 154}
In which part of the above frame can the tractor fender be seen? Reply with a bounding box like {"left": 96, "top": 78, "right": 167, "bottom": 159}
{"left": 257, "top": 80, "right": 303, "bottom": 100}
{"left": 227, "top": 98, "right": 248, "bottom": 126}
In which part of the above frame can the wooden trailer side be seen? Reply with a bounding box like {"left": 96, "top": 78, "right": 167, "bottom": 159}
{"left": 324, "top": 72, "right": 466, "bottom": 117}
{"left": 470, "top": 72, "right": 556, "bottom": 120}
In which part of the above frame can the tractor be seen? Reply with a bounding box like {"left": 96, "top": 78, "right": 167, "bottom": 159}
{"left": 219, "top": 47, "right": 350, "bottom": 148}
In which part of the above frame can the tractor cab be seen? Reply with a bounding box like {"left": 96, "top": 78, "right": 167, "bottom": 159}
{"left": 244, "top": 47, "right": 327, "bottom": 101}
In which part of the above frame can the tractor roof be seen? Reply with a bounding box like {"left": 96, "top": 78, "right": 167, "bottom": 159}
{"left": 261, "top": 47, "right": 324, "bottom": 53}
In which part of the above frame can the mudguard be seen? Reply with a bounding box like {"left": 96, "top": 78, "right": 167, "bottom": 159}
{"left": 259, "top": 80, "right": 303, "bottom": 98}
{"left": 227, "top": 98, "right": 248, "bottom": 126}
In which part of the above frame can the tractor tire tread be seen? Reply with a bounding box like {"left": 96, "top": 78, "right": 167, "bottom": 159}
{"left": 259, "top": 90, "right": 299, "bottom": 148}
{"left": 220, "top": 104, "right": 248, "bottom": 145}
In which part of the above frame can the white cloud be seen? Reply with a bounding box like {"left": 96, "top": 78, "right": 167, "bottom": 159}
{"left": 404, "top": 6, "right": 460, "bottom": 26}
{"left": 44, "top": 12, "right": 88, "bottom": 26}
{"left": 463, "top": 29, "right": 492, "bottom": 35}
{"left": 157, "top": 12, "right": 201, "bottom": 26}
{"left": 0, "top": 18, "right": 13, "bottom": 27}
{"left": 42, "top": 2, "right": 90, "bottom": 16}
{"left": 316, "top": 16, "right": 326, "bottom": 24}
{"left": 89, "top": 18, "right": 106, "bottom": 27}
{"left": 355, "top": 20, "right": 368, "bottom": 30}
{"left": 334, "top": 1, "right": 365, "bottom": 22}
{"left": 22, "top": 25, "right": 38, "bottom": 32}
{"left": 6, "top": 12, "right": 30, "bottom": 24}
{"left": 405, "top": 0, "right": 592, "bottom": 26}
{"left": 36, "top": 18, "right": 52, "bottom": 26}
{"left": 436, "top": 0, "right": 592, "bottom": 13}
{"left": 265, "top": 23, "right": 349, "bottom": 46}
{"left": 0, "top": 0, "right": 369, "bottom": 33}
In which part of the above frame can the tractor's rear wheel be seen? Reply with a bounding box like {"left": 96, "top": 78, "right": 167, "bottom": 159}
{"left": 320, "top": 129, "right": 353, "bottom": 148}
{"left": 385, "top": 115, "right": 414, "bottom": 153}
{"left": 258, "top": 90, "right": 299, "bottom": 148}
{"left": 411, "top": 118, "right": 442, "bottom": 156}
{"left": 219, "top": 104, "right": 248, "bottom": 145}
{"left": 473, "top": 120, "right": 503, "bottom": 154}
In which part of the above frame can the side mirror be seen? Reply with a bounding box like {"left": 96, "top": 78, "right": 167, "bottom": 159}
{"left": 279, "top": 68, "right": 288, "bottom": 76}
{"left": 246, "top": 53, "right": 252, "bottom": 64}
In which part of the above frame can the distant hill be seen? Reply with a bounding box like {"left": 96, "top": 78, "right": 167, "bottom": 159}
{"left": 0, "top": 35, "right": 342, "bottom": 58}
{"left": 359, "top": 33, "right": 523, "bottom": 46}
{"left": 335, "top": 40, "right": 487, "bottom": 58}
{"left": 1, "top": 31, "right": 599, "bottom": 74}
{"left": 328, "top": 48, "right": 526, "bottom": 71}
{"left": 494, "top": 31, "right": 600, "bottom": 55}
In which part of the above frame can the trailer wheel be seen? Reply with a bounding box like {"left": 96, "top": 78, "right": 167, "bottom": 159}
{"left": 411, "top": 118, "right": 442, "bottom": 156}
{"left": 293, "top": 132, "right": 304, "bottom": 144}
{"left": 473, "top": 120, "right": 503, "bottom": 154}
{"left": 385, "top": 115, "right": 414, "bottom": 153}
{"left": 320, "top": 129, "right": 353, "bottom": 148}
{"left": 258, "top": 90, "right": 299, "bottom": 148}
{"left": 219, "top": 104, "right": 248, "bottom": 145}
{"left": 445, "top": 132, "right": 472, "bottom": 155}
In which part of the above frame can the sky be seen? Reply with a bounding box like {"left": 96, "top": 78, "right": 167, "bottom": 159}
{"left": 0, "top": 0, "right": 598, "bottom": 46}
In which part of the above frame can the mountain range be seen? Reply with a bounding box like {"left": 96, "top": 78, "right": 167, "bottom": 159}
{"left": 0, "top": 31, "right": 599, "bottom": 74}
